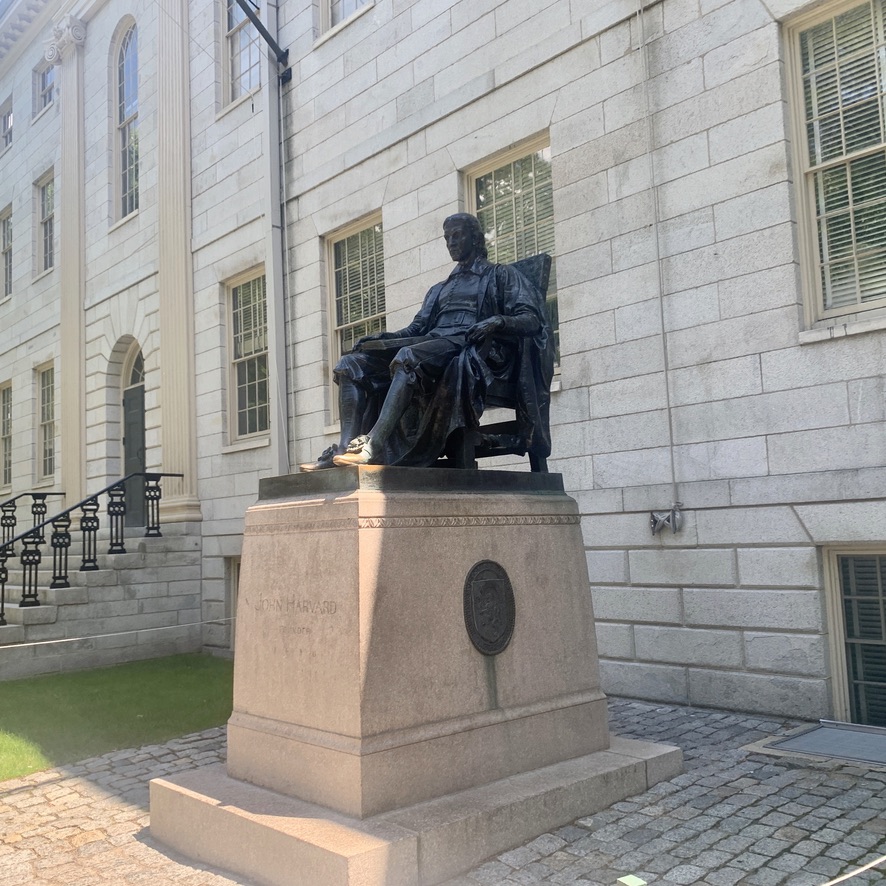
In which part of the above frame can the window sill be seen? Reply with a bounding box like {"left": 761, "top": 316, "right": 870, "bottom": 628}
{"left": 800, "top": 314, "right": 886, "bottom": 344}
{"left": 314, "top": 1, "right": 375, "bottom": 48}
{"left": 217, "top": 88, "right": 262, "bottom": 122}
{"left": 109, "top": 209, "right": 139, "bottom": 233}
{"left": 33, "top": 477, "right": 56, "bottom": 489}
{"left": 0, "top": 295, "right": 10, "bottom": 307}
{"left": 31, "top": 103, "right": 54, "bottom": 125}
{"left": 0, "top": 144, "right": 10, "bottom": 160}
{"left": 222, "top": 435, "right": 270, "bottom": 455}
{"left": 32, "top": 267, "right": 53, "bottom": 283}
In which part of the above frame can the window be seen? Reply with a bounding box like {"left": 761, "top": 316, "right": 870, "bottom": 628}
{"left": 36, "top": 174, "right": 54, "bottom": 273}
{"left": 37, "top": 366, "right": 54, "bottom": 480}
{"left": 468, "top": 141, "right": 559, "bottom": 361}
{"left": 328, "top": 0, "right": 371, "bottom": 28}
{"left": 117, "top": 25, "right": 139, "bottom": 218}
{"left": 0, "top": 97, "right": 11, "bottom": 149}
{"left": 1, "top": 209, "right": 10, "bottom": 298}
{"left": 33, "top": 63, "right": 54, "bottom": 115}
{"left": 836, "top": 553, "right": 886, "bottom": 725}
{"left": 230, "top": 274, "right": 269, "bottom": 438}
{"left": 791, "top": 0, "right": 886, "bottom": 323}
{"left": 226, "top": 0, "right": 261, "bottom": 103}
{"left": 329, "top": 220, "right": 386, "bottom": 363}
{"left": 0, "top": 385, "right": 10, "bottom": 487}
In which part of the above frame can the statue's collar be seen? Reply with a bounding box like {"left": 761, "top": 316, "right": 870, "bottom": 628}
{"left": 448, "top": 257, "right": 491, "bottom": 279}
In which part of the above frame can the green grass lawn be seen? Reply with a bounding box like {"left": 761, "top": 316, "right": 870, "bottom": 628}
{"left": 0, "top": 653, "right": 234, "bottom": 781}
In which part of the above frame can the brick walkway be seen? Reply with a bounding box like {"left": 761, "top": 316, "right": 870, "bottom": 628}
{"left": 1, "top": 700, "right": 885, "bottom": 885}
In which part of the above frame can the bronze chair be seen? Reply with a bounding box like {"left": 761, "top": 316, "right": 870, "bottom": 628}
{"left": 445, "top": 253, "right": 553, "bottom": 472}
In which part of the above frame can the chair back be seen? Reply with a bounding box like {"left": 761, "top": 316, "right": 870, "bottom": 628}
{"left": 510, "top": 254, "right": 552, "bottom": 304}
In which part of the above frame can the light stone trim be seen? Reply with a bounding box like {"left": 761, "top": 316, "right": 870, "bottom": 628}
{"left": 230, "top": 688, "right": 606, "bottom": 755}
{"left": 244, "top": 514, "right": 581, "bottom": 534}
{"left": 54, "top": 12, "right": 86, "bottom": 502}
{"left": 156, "top": 0, "right": 199, "bottom": 518}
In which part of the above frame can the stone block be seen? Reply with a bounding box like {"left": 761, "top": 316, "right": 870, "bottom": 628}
{"left": 669, "top": 355, "right": 762, "bottom": 407}
{"left": 587, "top": 410, "right": 671, "bottom": 455}
{"left": 687, "top": 669, "right": 830, "bottom": 720}
{"left": 671, "top": 383, "right": 849, "bottom": 446}
{"left": 683, "top": 588, "right": 823, "bottom": 632}
{"left": 794, "top": 501, "right": 886, "bottom": 544}
{"left": 629, "top": 548, "right": 736, "bottom": 586}
{"left": 708, "top": 102, "right": 787, "bottom": 165}
{"left": 695, "top": 508, "right": 809, "bottom": 546}
{"left": 743, "top": 632, "right": 827, "bottom": 678}
{"left": 730, "top": 466, "right": 886, "bottom": 507}
{"left": 848, "top": 377, "right": 886, "bottom": 424}
{"left": 151, "top": 736, "right": 681, "bottom": 886}
{"left": 760, "top": 335, "right": 883, "bottom": 391}
{"left": 768, "top": 424, "right": 886, "bottom": 475}
{"left": 674, "top": 438, "right": 769, "bottom": 481}
{"left": 653, "top": 63, "right": 782, "bottom": 150}
{"left": 713, "top": 182, "right": 792, "bottom": 242}
{"left": 634, "top": 625, "right": 742, "bottom": 668}
{"left": 595, "top": 622, "right": 634, "bottom": 659}
{"left": 592, "top": 447, "right": 675, "bottom": 490}
{"left": 737, "top": 547, "right": 819, "bottom": 589}
{"left": 717, "top": 264, "right": 801, "bottom": 320}
{"left": 592, "top": 585, "right": 683, "bottom": 625}
{"left": 659, "top": 208, "right": 717, "bottom": 261}
{"left": 586, "top": 550, "right": 629, "bottom": 585}
{"left": 702, "top": 23, "right": 781, "bottom": 90}
{"left": 598, "top": 659, "right": 689, "bottom": 705}
{"left": 589, "top": 372, "right": 668, "bottom": 419}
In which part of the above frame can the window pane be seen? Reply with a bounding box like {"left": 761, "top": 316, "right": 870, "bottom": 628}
{"left": 474, "top": 147, "right": 559, "bottom": 361}
{"left": 840, "top": 555, "right": 886, "bottom": 726}
{"left": 333, "top": 223, "right": 386, "bottom": 358}
{"left": 232, "top": 276, "right": 269, "bottom": 436}
{"left": 800, "top": 0, "right": 886, "bottom": 315}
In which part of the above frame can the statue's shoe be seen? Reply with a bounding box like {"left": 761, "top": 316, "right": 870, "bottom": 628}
{"left": 332, "top": 450, "right": 373, "bottom": 466}
{"left": 299, "top": 445, "right": 339, "bottom": 472}
{"left": 332, "top": 435, "right": 374, "bottom": 466}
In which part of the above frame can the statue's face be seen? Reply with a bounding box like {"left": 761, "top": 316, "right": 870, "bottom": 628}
{"left": 444, "top": 223, "right": 477, "bottom": 264}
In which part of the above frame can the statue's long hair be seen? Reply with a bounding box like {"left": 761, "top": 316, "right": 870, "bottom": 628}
{"left": 443, "top": 213, "right": 488, "bottom": 259}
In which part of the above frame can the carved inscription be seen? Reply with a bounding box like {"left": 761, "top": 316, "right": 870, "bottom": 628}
{"left": 243, "top": 594, "right": 338, "bottom": 636}
{"left": 251, "top": 595, "right": 337, "bottom": 615}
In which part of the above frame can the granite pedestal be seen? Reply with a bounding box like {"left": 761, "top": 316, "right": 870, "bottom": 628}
{"left": 150, "top": 467, "right": 681, "bottom": 885}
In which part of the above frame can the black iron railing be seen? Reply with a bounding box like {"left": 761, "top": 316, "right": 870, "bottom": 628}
{"left": 0, "top": 473, "right": 183, "bottom": 627}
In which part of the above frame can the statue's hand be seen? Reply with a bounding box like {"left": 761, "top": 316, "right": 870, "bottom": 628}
{"left": 353, "top": 332, "right": 385, "bottom": 351}
{"left": 466, "top": 316, "right": 505, "bottom": 344}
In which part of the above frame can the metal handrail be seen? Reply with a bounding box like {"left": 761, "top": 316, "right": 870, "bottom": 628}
{"left": 0, "top": 491, "right": 67, "bottom": 551}
{"left": 0, "top": 472, "right": 184, "bottom": 625}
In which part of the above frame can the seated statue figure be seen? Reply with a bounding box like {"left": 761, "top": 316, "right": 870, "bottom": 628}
{"left": 300, "top": 212, "right": 554, "bottom": 471}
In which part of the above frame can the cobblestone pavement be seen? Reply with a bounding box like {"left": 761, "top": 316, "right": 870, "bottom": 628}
{"left": 2, "top": 700, "right": 886, "bottom": 885}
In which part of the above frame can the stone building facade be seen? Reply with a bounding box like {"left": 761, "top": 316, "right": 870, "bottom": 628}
{"left": 2, "top": 0, "right": 886, "bottom": 724}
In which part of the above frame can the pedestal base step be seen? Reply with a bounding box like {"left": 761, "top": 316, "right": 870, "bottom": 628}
{"left": 150, "top": 735, "right": 681, "bottom": 886}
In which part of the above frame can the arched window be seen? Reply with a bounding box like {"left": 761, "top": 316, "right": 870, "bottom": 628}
{"left": 118, "top": 25, "right": 138, "bottom": 218}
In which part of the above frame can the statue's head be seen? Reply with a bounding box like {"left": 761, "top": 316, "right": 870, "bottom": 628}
{"left": 443, "top": 213, "right": 488, "bottom": 262}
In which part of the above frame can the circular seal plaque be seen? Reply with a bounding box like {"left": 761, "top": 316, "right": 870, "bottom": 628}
{"left": 463, "top": 560, "right": 515, "bottom": 656}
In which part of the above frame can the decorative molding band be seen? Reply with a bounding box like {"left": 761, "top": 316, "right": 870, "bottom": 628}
{"left": 359, "top": 515, "right": 581, "bottom": 529}
{"left": 45, "top": 14, "right": 85, "bottom": 64}
{"left": 245, "top": 519, "right": 353, "bottom": 535}
{"left": 245, "top": 514, "right": 580, "bottom": 535}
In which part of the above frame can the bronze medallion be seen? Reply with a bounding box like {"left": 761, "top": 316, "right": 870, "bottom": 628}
{"left": 463, "top": 560, "right": 515, "bottom": 656}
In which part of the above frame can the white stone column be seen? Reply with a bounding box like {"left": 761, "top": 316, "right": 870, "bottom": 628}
{"left": 46, "top": 15, "right": 86, "bottom": 505}
{"left": 156, "top": 0, "right": 201, "bottom": 521}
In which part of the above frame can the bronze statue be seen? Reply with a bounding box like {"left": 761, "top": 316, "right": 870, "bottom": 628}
{"left": 300, "top": 213, "right": 553, "bottom": 471}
